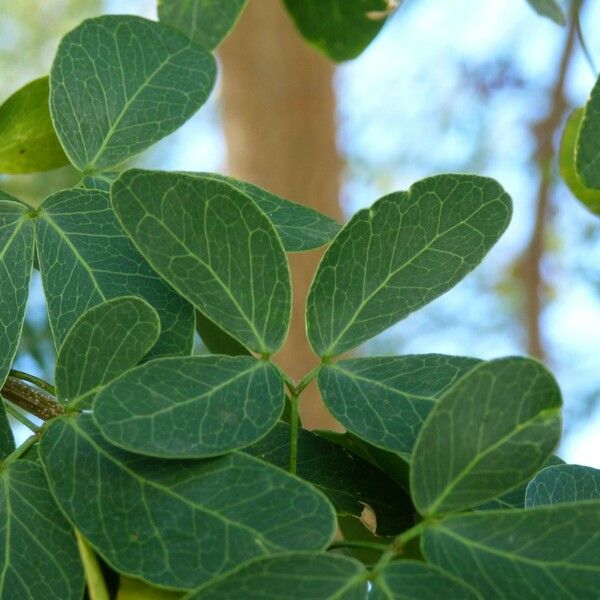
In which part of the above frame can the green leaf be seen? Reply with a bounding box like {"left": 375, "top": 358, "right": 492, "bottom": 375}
{"left": 50, "top": 15, "right": 216, "bottom": 171}
{"left": 158, "top": 0, "right": 247, "bottom": 50}
{"left": 245, "top": 422, "right": 414, "bottom": 535}
{"left": 0, "top": 404, "right": 15, "bottom": 459}
{"left": 306, "top": 175, "right": 512, "bottom": 358}
{"left": 371, "top": 561, "right": 481, "bottom": 600}
{"left": 282, "top": 0, "right": 395, "bottom": 62}
{"left": 111, "top": 169, "right": 291, "bottom": 354}
{"left": 0, "top": 195, "right": 34, "bottom": 388}
{"left": 0, "top": 461, "right": 84, "bottom": 599}
{"left": 196, "top": 310, "right": 251, "bottom": 356}
{"left": 525, "top": 464, "right": 600, "bottom": 507}
{"left": 576, "top": 75, "right": 600, "bottom": 190}
{"left": 525, "top": 0, "right": 565, "bottom": 25}
{"left": 94, "top": 355, "right": 284, "bottom": 458}
{"left": 35, "top": 187, "right": 194, "bottom": 358}
{"left": 318, "top": 355, "right": 481, "bottom": 460}
{"left": 0, "top": 77, "right": 68, "bottom": 174}
{"left": 561, "top": 109, "right": 600, "bottom": 215}
{"left": 118, "top": 576, "right": 183, "bottom": 600}
{"left": 55, "top": 297, "right": 160, "bottom": 409}
{"left": 316, "top": 430, "right": 410, "bottom": 489}
{"left": 422, "top": 502, "right": 600, "bottom": 599}
{"left": 411, "top": 357, "right": 562, "bottom": 515}
{"left": 40, "top": 414, "right": 336, "bottom": 589}
{"left": 194, "top": 173, "right": 341, "bottom": 252}
{"left": 185, "top": 552, "right": 367, "bottom": 599}
{"left": 476, "top": 454, "right": 564, "bottom": 511}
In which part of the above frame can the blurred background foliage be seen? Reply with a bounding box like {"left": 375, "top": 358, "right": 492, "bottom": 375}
{"left": 1, "top": 0, "right": 599, "bottom": 465}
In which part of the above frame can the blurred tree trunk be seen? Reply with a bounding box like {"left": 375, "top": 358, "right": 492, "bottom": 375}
{"left": 219, "top": 0, "right": 342, "bottom": 428}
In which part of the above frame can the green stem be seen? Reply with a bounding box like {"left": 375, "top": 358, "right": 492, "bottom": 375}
{"left": 296, "top": 365, "right": 321, "bottom": 395}
{"left": 4, "top": 402, "right": 40, "bottom": 432}
{"left": 371, "top": 521, "right": 429, "bottom": 573}
{"left": 76, "top": 531, "right": 110, "bottom": 600}
{"left": 289, "top": 393, "right": 299, "bottom": 474}
{"left": 328, "top": 540, "right": 389, "bottom": 552}
{"left": 2, "top": 434, "right": 39, "bottom": 467}
{"left": 9, "top": 369, "right": 56, "bottom": 395}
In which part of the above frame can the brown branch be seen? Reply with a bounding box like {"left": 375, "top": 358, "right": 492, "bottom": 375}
{"left": 521, "top": 6, "right": 579, "bottom": 359}
{"left": 2, "top": 377, "right": 64, "bottom": 421}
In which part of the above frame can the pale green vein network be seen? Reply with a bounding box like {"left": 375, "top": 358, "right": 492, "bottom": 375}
{"left": 0, "top": 461, "right": 84, "bottom": 600}
{"left": 93, "top": 355, "right": 285, "bottom": 458}
{"left": 55, "top": 296, "right": 161, "bottom": 409}
{"left": 525, "top": 464, "right": 600, "bottom": 507}
{"left": 410, "top": 357, "right": 562, "bottom": 516}
{"left": 40, "top": 414, "right": 336, "bottom": 590}
{"left": 306, "top": 174, "right": 512, "bottom": 358}
{"left": 0, "top": 197, "right": 34, "bottom": 390}
{"left": 50, "top": 15, "right": 216, "bottom": 171}
{"left": 111, "top": 169, "right": 291, "bottom": 354}
{"left": 35, "top": 187, "right": 194, "bottom": 358}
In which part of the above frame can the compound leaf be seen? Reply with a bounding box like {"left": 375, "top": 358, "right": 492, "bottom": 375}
{"left": 318, "top": 355, "right": 481, "bottom": 460}
{"left": 185, "top": 553, "right": 367, "bottom": 599}
{"left": 195, "top": 311, "right": 251, "bottom": 356}
{"left": 111, "top": 169, "right": 291, "bottom": 354}
{"left": 40, "top": 414, "right": 336, "bottom": 590}
{"left": 371, "top": 561, "right": 481, "bottom": 600}
{"left": 55, "top": 297, "right": 160, "bottom": 409}
{"left": 0, "top": 461, "right": 84, "bottom": 600}
{"left": 525, "top": 464, "right": 600, "bottom": 507}
{"left": 195, "top": 173, "right": 341, "bottom": 252}
{"left": 0, "top": 195, "right": 34, "bottom": 388}
{"left": 411, "top": 357, "right": 562, "bottom": 515}
{"left": 422, "top": 502, "right": 600, "bottom": 599}
{"left": 0, "top": 77, "right": 68, "bottom": 174}
{"left": 158, "top": 0, "right": 247, "bottom": 50}
{"left": 50, "top": 15, "right": 216, "bottom": 171}
{"left": 245, "top": 422, "right": 414, "bottom": 536}
{"left": 94, "top": 355, "right": 284, "bottom": 458}
{"left": 35, "top": 187, "right": 194, "bottom": 358}
{"left": 282, "top": 0, "right": 395, "bottom": 62}
{"left": 307, "top": 175, "right": 512, "bottom": 358}
{"left": 576, "top": 74, "right": 600, "bottom": 190}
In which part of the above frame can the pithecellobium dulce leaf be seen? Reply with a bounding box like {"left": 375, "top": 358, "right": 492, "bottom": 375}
{"left": 55, "top": 297, "right": 161, "bottom": 409}
{"left": 111, "top": 169, "right": 292, "bottom": 355}
{"left": 525, "top": 0, "right": 565, "bottom": 25}
{"left": 185, "top": 553, "right": 368, "bottom": 599}
{"left": 0, "top": 195, "right": 34, "bottom": 388}
{"left": 94, "top": 355, "right": 284, "bottom": 458}
{"left": 282, "top": 0, "right": 396, "bottom": 62}
{"left": 0, "top": 461, "right": 84, "bottom": 600}
{"left": 35, "top": 187, "right": 194, "bottom": 358}
{"left": 158, "top": 0, "right": 247, "bottom": 50}
{"left": 245, "top": 422, "right": 414, "bottom": 535}
{"left": 50, "top": 15, "right": 216, "bottom": 172}
{"left": 559, "top": 109, "right": 600, "bottom": 215}
{"left": 576, "top": 74, "right": 600, "bottom": 190}
{"left": 422, "top": 502, "right": 600, "bottom": 599}
{"left": 193, "top": 173, "right": 341, "bottom": 252}
{"left": 411, "top": 357, "right": 562, "bottom": 515}
{"left": 525, "top": 464, "right": 600, "bottom": 507}
{"left": 0, "top": 77, "right": 68, "bottom": 173}
{"left": 306, "top": 175, "right": 512, "bottom": 358}
{"left": 371, "top": 561, "right": 481, "bottom": 600}
{"left": 317, "top": 354, "right": 481, "bottom": 459}
{"left": 0, "top": 405, "right": 14, "bottom": 459}
{"left": 40, "top": 414, "right": 336, "bottom": 590}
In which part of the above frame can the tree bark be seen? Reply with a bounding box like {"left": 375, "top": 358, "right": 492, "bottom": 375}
{"left": 219, "top": 0, "right": 342, "bottom": 427}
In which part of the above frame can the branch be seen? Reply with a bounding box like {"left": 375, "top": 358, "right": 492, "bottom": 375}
{"left": 2, "top": 377, "right": 64, "bottom": 421}
{"left": 520, "top": 5, "right": 579, "bottom": 359}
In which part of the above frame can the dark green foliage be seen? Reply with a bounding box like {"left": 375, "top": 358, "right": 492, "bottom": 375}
{"left": 0, "top": 4, "right": 597, "bottom": 599}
